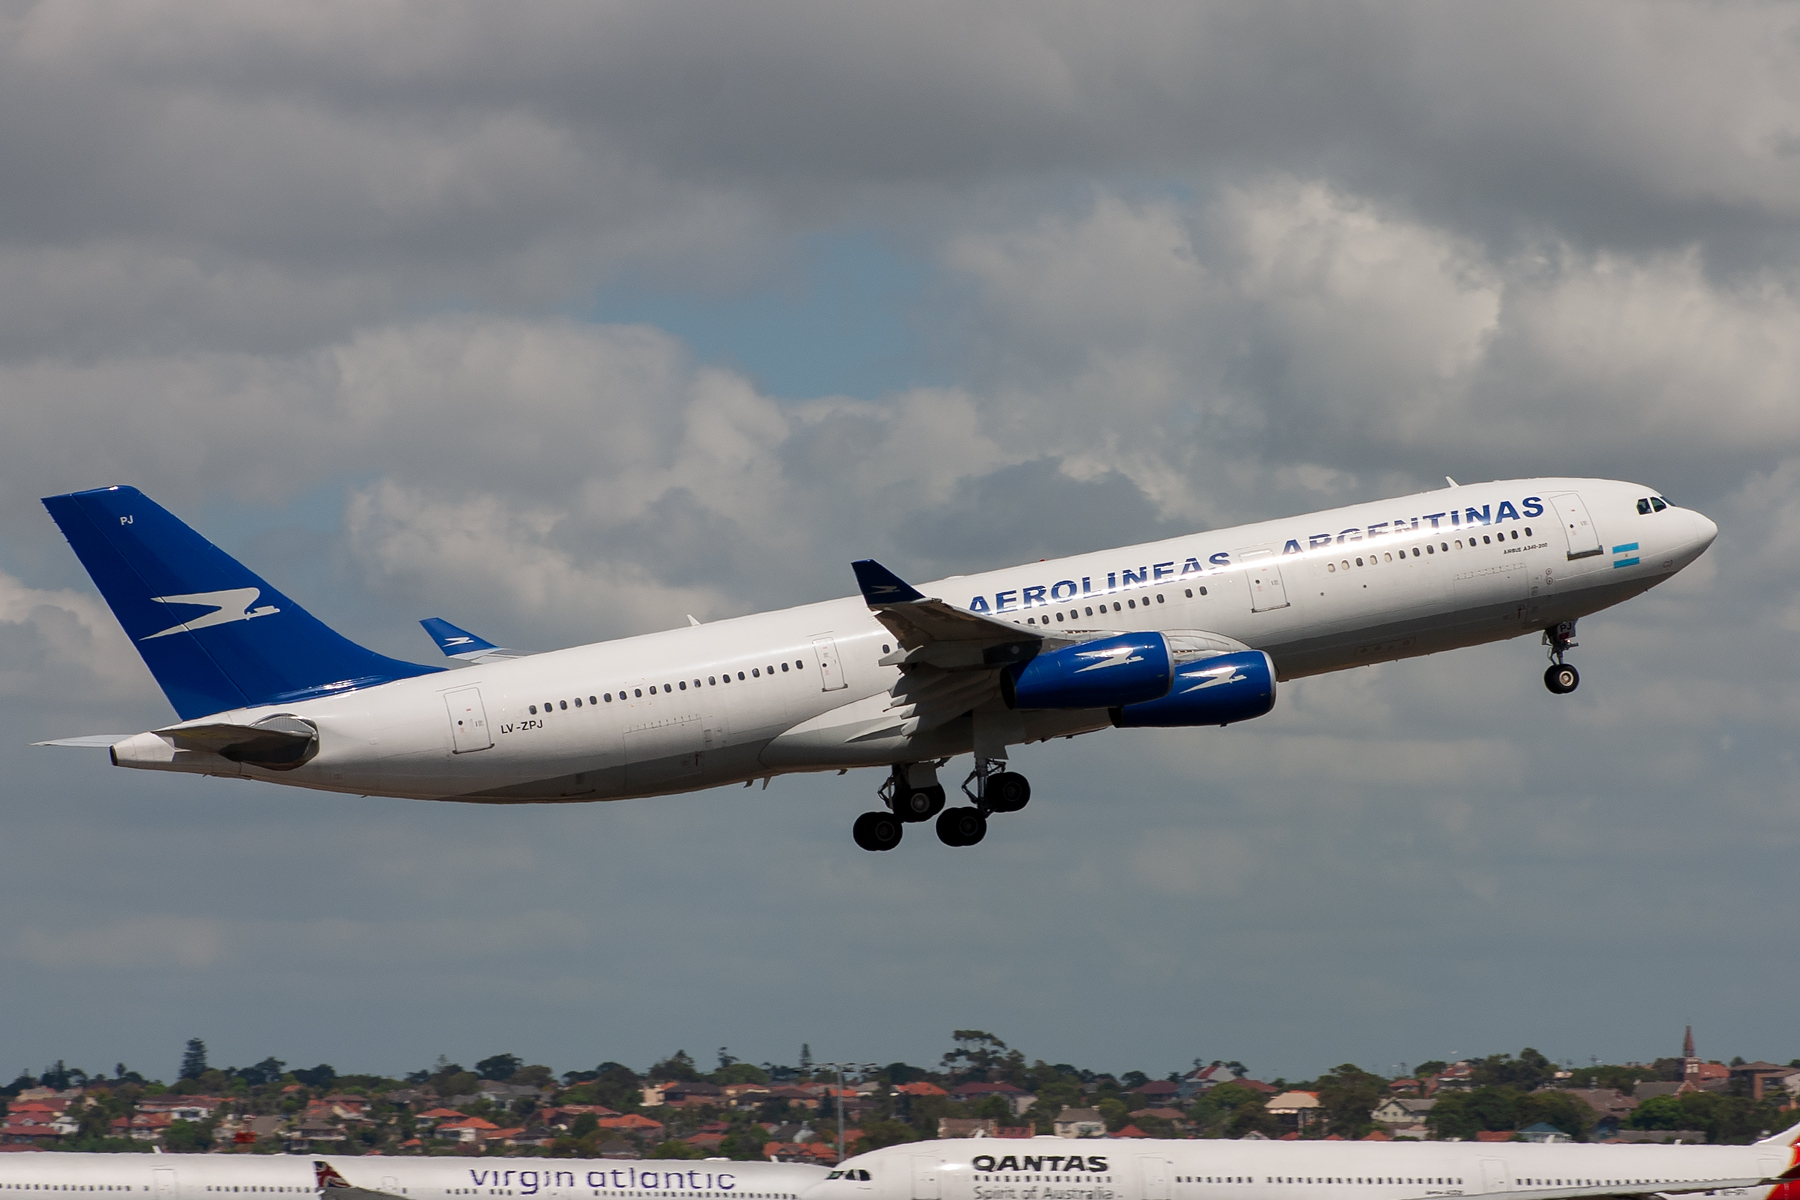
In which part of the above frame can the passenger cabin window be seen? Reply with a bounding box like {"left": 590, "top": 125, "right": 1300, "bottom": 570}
{"left": 529, "top": 705, "right": 537, "bottom": 714}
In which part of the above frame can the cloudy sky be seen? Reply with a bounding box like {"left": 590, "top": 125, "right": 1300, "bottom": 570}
{"left": 4, "top": 1, "right": 1799, "bottom": 1087}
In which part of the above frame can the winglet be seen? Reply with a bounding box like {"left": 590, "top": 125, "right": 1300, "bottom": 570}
{"left": 419, "top": 617, "right": 524, "bottom": 663}
{"left": 852, "top": 559, "right": 926, "bottom": 606}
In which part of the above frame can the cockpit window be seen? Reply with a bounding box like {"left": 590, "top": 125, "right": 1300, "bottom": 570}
{"left": 1651, "top": 497, "right": 1667, "bottom": 512}
{"left": 1637, "top": 498, "right": 1652, "bottom": 514}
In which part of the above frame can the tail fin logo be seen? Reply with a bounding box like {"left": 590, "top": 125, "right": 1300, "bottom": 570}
{"left": 142, "top": 588, "right": 280, "bottom": 641}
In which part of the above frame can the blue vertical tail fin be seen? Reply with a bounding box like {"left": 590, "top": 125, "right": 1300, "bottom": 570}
{"left": 42, "top": 486, "right": 440, "bottom": 720}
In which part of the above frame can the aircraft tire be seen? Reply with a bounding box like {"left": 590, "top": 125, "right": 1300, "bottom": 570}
{"left": 986, "top": 772, "right": 1031, "bottom": 813}
{"left": 936, "top": 807, "right": 987, "bottom": 847}
{"left": 853, "top": 810, "right": 904, "bottom": 852}
{"left": 1544, "top": 664, "right": 1579, "bottom": 694}
{"left": 891, "top": 784, "right": 946, "bottom": 822}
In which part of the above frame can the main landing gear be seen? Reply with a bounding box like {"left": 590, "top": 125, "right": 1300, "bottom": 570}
{"left": 1543, "top": 620, "right": 1580, "bottom": 695}
{"left": 851, "top": 759, "right": 1031, "bottom": 851}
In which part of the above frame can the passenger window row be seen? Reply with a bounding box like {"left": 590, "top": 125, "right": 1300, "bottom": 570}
{"left": 1326, "top": 527, "right": 1533, "bottom": 572}
{"left": 1020, "top": 588, "right": 1211, "bottom": 626}
{"left": 526, "top": 660, "right": 808, "bottom": 714}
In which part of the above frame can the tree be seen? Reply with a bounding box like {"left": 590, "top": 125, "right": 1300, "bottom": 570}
{"left": 1315, "top": 1064, "right": 1386, "bottom": 1138}
{"left": 292, "top": 1064, "right": 337, "bottom": 1089}
{"left": 714, "top": 1062, "right": 770, "bottom": 1086}
{"left": 164, "top": 1118, "right": 213, "bottom": 1153}
{"left": 1187, "top": 1081, "right": 1276, "bottom": 1139}
{"left": 179, "top": 1039, "right": 208, "bottom": 1081}
{"left": 476, "top": 1054, "right": 523, "bottom": 1082}
{"left": 235, "top": 1057, "right": 286, "bottom": 1088}
{"left": 854, "top": 1117, "right": 918, "bottom": 1151}
{"left": 651, "top": 1050, "right": 699, "bottom": 1083}
{"left": 1471, "top": 1049, "right": 1555, "bottom": 1090}
{"left": 511, "top": 1064, "right": 555, "bottom": 1088}
{"left": 649, "top": 1138, "right": 705, "bottom": 1159}
{"left": 942, "top": 1031, "right": 1009, "bottom": 1081}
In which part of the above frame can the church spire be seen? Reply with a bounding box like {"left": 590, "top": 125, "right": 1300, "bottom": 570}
{"left": 1683, "top": 1025, "right": 1695, "bottom": 1060}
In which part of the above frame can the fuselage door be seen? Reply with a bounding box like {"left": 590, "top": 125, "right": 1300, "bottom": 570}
{"left": 1241, "top": 551, "right": 1291, "bottom": 612}
{"left": 1480, "top": 1160, "right": 1511, "bottom": 1193}
{"left": 912, "top": 1157, "right": 940, "bottom": 1200}
{"left": 1139, "top": 1158, "right": 1171, "bottom": 1200}
{"left": 444, "top": 686, "right": 493, "bottom": 753}
{"left": 814, "top": 637, "right": 849, "bottom": 691}
{"left": 153, "top": 1170, "right": 178, "bottom": 1200}
{"left": 1549, "top": 493, "right": 1603, "bottom": 559}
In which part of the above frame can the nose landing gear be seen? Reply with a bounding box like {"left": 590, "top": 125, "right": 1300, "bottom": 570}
{"left": 1543, "top": 621, "right": 1580, "bottom": 694}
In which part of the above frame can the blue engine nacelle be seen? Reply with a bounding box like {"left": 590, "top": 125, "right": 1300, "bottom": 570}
{"left": 1001, "top": 632, "right": 1174, "bottom": 710}
{"left": 1110, "top": 650, "right": 1277, "bottom": 728}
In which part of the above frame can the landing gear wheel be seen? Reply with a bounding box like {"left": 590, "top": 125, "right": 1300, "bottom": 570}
{"left": 853, "top": 810, "right": 904, "bottom": 852}
{"left": 889, "top": 784, "right": 946, "bottom": 822}
{"left": 1545, "top": 663, "right": 1579, "bottom": 695}
{"left": 936, "top": 807, "right": 987, "bottom": 847}
{"left": 986, "top": 772, "right": 1031, "bottom": 813}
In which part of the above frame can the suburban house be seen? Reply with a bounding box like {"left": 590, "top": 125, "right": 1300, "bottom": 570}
{"left": 1266, "top": 1092, "right": 1322, "bottom": 1132}
{"left": 1371, "top": 1098, "right": 1436, "bottom": 1127}
{"left": 1052, "top": 1107, "right": 1106, "bottom": 1138}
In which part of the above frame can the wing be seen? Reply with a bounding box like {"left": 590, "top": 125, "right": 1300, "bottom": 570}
{"left": 33, "top": 734, "right": 134, "bottom": 748}
{"left": 419, "top": 617, "right": 525, "bottom": 664}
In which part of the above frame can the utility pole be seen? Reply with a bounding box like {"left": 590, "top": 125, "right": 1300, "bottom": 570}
{"left": 817, "top": 1062, "right": 877, "bottom": 1164}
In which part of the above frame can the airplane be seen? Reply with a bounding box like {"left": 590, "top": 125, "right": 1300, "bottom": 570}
{"left": 35, "top": 477, "right": 1716, "bottom": 851}
{"left": 807, "top": 1123, "right": 1800, "bottom": 1200}
{"left": 0, "top": 1152, "right": 826, "bottom": 1199}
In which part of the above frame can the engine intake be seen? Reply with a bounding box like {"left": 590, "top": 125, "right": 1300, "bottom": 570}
{"left": 1110, "top": 650, "right": 1276, "bottom": 728}
{"left": 1001, "top": 632, "right": 1173, "bottom": 710}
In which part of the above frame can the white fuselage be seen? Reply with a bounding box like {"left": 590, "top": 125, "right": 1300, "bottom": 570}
{"left": 106, "top": 477, "right": 1716, "bottom": 803}
{"left": 809, "top": 1134, "right": 1797, "bottom": 1200}
{"left": 0, "top": 1153, "right": 826, "bottom": 1200}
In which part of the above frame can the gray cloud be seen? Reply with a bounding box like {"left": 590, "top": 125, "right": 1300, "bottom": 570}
{"left": 0, "top": 1, "right": 1797, "bottom": 1082}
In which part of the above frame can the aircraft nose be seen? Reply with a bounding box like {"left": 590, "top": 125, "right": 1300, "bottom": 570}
{"left": 1691, "top": 509, "right": 1719, "bottom": 550}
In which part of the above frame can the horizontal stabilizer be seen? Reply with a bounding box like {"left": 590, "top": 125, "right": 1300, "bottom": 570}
{"left": 419, "top": 617, "right": 524, "bottom": 664}
{"left": 33, "top": 734, "right": 131, "bottom": 748}
{"left": 155, "top": 714, "right": 319, "bottom": 770}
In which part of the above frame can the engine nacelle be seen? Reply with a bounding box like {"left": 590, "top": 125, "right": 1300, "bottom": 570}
{"left": 1110, "top": 650, "right": 1276, "bottom": 728}
{"left": 1002, "top": 632, "right": 1173, "bottom": 710}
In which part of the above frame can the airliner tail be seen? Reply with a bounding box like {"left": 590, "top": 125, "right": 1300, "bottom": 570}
{"left": 41, "top": 486, "right": 439, "bottom": 720}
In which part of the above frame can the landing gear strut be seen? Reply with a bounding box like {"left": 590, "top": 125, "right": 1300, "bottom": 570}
{"left": 879, "top": 763, "right": 946, "bottom": 823}
{"left": 935, "top": 758, "right": 1032, "bottom": 847}
{"left": 853, "top": 758, "right": 1032, "bottom": 850}
{"left": 1543, "top": 621, "right": 1580, "bottom": 694}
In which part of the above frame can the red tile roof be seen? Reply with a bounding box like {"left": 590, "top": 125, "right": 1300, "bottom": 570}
{"left": 895, "top": 1082, "right": 947, "bottom": 1097}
